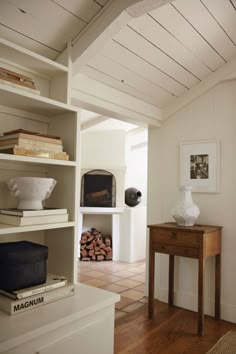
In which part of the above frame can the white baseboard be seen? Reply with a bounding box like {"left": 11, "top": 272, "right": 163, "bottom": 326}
{"left": 221, "top": 303, "right": 236, "bottom": 324}
{"left": 146, "top": 285, "right": 236, "bottom": 324}
{"left": 157, "top": 287, "right": 214, "bottom": 317}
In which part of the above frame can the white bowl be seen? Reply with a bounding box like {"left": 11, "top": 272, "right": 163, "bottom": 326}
{"left": 7, "top": 177, "right": 57, "bottom": 210}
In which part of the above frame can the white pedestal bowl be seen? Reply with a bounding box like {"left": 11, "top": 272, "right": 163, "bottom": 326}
{"left": 7, "top": 177, "right": 57, "bottom": 210}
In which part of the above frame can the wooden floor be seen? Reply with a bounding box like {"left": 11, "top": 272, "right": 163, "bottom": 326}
{"left": 114, "top": 300, "right": 236, "bottom": 354}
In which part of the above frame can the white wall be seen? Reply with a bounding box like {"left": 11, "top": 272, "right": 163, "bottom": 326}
{"left": 81, "top": 130, "right": 126, "bottom": 207}
{"left": 124, "top": 129, "right": 148, "bottom": 262}
{"left": 81, "top": 130, "right": 126, "bottom": 169}
{"left": 125, "top": 128, "right": 148, "bottom": 205}
{"left": 147, "top": 80, "right": 236, "bottom": 323}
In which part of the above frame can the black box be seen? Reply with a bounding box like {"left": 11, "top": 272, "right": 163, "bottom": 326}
{"left": 0, "top": 241, "right": 48, "bottom": 291}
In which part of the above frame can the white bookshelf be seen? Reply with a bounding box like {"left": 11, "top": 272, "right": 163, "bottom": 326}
{"left": 0, "top": 38, "right": 118, "bottom": 354}
{"left": 0, "top": 40, "right": 79, "bottom": 284}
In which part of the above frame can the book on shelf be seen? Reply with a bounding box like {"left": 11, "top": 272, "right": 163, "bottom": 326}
{"left": 0, "top": 208, "right": 68, "bottom": 217}
{"left": 0, "top": 147, "right": 69, "bottom": 160}
{"left": 0, "top": 130, "right": 62, "bottom": 145}
{"left": 0, "top": 138, "right": 64, "bottom": 152}
{"left": 0, "top": 144, "right": 63, "bottom": 154}
{"left": 0, "top": 213, "right": 69, "bottom": 226}
{"left": 0, "top": 67, "right": 37, "bottom": 88}
{"left": 0, "top": 283, "right": 75, "bottom": 315}
{"left": 0, "top": 75, "right": 36, "bottom": 89}
{"left": 0, "top": 67, "right": 33, "bottom": 82}
{"left": 0, "top": 273, "right": 67, "bottom": 300}
{"left": 0, "top": 78, "right": 41, "bottom": 95}
{"left": 3, "top": 129, "right": 61, "bottom": 140}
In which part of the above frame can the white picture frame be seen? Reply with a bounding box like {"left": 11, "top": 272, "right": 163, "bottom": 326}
{"left": 180, "top": 140, "right": 220, "bottom": 193}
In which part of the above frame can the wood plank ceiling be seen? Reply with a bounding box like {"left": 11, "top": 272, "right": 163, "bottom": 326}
{"left": 0, "top": 0, "right": 110, "bottom": 59}
{"left": 1, "top": 0, "right": 236, "bottom": 116}
{"left": 79, "top": 0, "right": 236, "bottom": 109}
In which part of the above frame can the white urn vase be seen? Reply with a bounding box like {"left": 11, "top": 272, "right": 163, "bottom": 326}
{"left": 7, "top": 177, "right": 57, "bottom": 210}
{"left": 171, "top": 186, "right": 200, "bottom": 226}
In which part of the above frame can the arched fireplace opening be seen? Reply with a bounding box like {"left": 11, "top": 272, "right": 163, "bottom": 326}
{"left": 80, "top": 169, "right": 116, "bottom": 207}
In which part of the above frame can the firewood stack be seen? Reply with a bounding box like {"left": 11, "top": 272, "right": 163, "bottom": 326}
{"left": 80, "top": 228, "right": 112, "bottom": 261}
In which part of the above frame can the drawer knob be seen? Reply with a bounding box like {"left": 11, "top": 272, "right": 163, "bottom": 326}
{"left": 171, "top": 232, "right": 177, "bottom": 239}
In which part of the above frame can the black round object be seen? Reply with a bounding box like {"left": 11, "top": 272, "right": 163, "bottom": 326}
{"left": 125, "top": 187, "right": 142, "bottom": 207}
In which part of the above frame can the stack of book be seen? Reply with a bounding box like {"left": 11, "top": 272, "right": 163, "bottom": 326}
{"left": 0, "top": 208, "right": 69, "bottom": 226}
{"left": 0, "top": 273, "right": 75, "bottom": 315}
{"left": 0, "top": 67, "right": 40, "bottom": 95}
{"left": 0, "top": 129, "right": 69, "bottom": 160}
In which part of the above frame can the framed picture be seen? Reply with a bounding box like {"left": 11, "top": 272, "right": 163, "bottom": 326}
{"left": 180, "top": 140, "right": 220, "bottom": 193}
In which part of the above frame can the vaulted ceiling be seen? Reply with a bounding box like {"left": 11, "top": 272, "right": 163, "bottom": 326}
{"left": 1, "top": 0, "right": 236, "bottom": 128}
{"left": 80, "top": 0, "right": 236, "bottom": 109}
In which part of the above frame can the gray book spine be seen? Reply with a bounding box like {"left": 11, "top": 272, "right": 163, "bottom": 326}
{"left": 0, "top": 284, "right": 75, "bottom": 315}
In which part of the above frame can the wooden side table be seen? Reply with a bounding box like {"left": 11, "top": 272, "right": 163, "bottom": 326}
{"left": 148, "top": 223, "right": 222, "bottom": 336}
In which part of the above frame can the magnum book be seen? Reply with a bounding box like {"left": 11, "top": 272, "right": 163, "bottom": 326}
{"left": 0, "top": 283, "right": 75, "bottom": 315}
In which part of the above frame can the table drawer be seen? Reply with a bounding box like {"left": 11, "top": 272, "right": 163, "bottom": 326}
{"left": 151, "top": 229, "right": 201, "bottom": 248}
{"left": 156, "top": 243, "right": 199, "bottom": 258}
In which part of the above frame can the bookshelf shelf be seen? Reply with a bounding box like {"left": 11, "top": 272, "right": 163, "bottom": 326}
{"left": 0, "top": 153, "right": 76, "bottom": 166}
{"left": 0, "top": 38, "right": 68, "bottom": 77}
{"left": 0, "top": 84, "right": 78, "bottom": 115}
{"left": 0, "top": 34, "right": 118, "bottom": 354}
{"left": 0, "top": 222, "right": 76, "bottom": 235}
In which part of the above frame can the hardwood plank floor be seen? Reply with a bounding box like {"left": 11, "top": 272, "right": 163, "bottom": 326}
{"left": 115, "top": 300, "right": 236, "bottom": 354}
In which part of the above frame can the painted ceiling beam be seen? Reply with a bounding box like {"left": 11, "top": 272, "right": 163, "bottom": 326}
{"left": 81, "top": 115, "right": 109, "bottom": 131}
{"left": 71, "top": 0, "right": 172, "bottom": 76}
{"left": 72, "top": 92, "right": 160, "bottom": 128}
{"left": 126, "top": 126, "right": 147, "bottom": 136}
{"left": 72, "top": 74, "right": 162, "bottom": 126}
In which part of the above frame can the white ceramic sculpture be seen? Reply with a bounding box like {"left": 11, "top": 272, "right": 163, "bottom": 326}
{"left": 7, "top": 177, "right": 57, "bottom": 210}
{"left": 171, "top": 186, "right": 200, "bottom": 226}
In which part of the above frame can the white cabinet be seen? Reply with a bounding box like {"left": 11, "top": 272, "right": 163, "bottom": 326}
{"left": 0, "top": 38, "right": 118, "bottom": 354}
{"left": 0, "top": 284, "right": 119, "bottom": 354}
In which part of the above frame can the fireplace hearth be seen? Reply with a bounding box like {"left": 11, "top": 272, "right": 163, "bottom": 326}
{"left": 81, "top": 169, "right": 116, "bottom": 207}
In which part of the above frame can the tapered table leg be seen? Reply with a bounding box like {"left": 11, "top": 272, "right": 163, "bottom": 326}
{"left": 148, "top": 250, "right": 155, "bottom": 319}
{"left": 168, "top": 255, "right": 174, "bottom": 306}
{"left": 198, "top": 255, "right": 205, "bottom": 336}
{"left": 215, "top": 254, "right": 221, "bottom": 320}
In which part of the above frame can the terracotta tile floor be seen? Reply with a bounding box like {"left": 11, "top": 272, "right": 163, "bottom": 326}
{"left": 77, "top": 259, "right": 147, "bottom": 319}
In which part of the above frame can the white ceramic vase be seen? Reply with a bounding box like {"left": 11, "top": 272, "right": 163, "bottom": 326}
{"left": 7, "top": 177, "right": 57, "bottom": 210}
{"left": 171, "top": 186, "right": 200, "bottom": 226}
